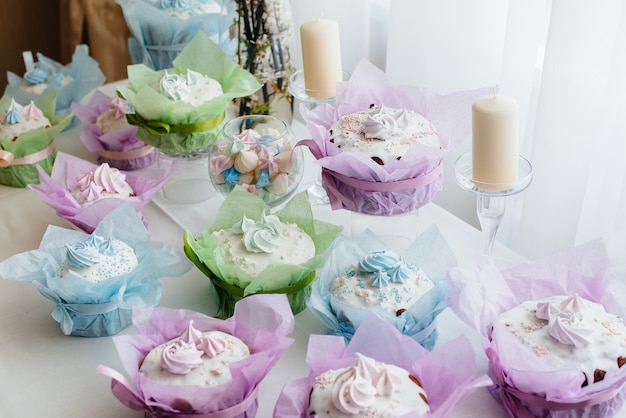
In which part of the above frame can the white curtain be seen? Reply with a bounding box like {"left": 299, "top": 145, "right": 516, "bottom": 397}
{"left": 383, "top": 0, "right": 626, "bottom": 265}
{"left": 290, "top": 0, "right": 626, "bottom": 265}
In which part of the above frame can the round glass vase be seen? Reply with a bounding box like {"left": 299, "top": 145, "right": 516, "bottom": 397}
{"left": 209, "top": 115, "right": 304, "bottom": 207}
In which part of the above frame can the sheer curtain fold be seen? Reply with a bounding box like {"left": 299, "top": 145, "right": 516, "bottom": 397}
{"left": 384, "top": 0, "right": 626, "bottom": 263}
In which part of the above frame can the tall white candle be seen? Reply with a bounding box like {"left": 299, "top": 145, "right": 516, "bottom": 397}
{"left": 472, "top": 94, "right": 519, "bottom": 191}
{"left": 299, "top": 18, "right": 343, "bottom": 99}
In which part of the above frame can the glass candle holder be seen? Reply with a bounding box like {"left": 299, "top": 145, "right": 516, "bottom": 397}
{"left": 209, "top": 115, "right": 304, "bottom": 207}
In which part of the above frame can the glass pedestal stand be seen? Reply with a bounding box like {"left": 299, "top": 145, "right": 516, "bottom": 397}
{"left": 158, "top": 149, "right": 215, "bottom": 205}
{"left": 454, "top": 153, "right": 533, "bottom": 255}
{"left": 288, "top": 69, "right": 349, "bottom": 205}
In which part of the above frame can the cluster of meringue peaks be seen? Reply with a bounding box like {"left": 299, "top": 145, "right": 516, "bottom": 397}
{"left": 358, "top": 250, "right": 413, "bottom": 288}
{"left": 1, "top": 98, "right": 48, "bottom": 126}
{"left": 72, "top": 163, "right": 135, "bottom": 204}
{"left": 160, "top": 321, "right": 232, "bottom": 375}
{"left": 331, "top": 353, "right": 404, "bottom": 415}
{"left": 535, "top": 294, "right": 595, "bottom": 348}
{"left": 361, "top": 104, "right": 411, "bottom": 140}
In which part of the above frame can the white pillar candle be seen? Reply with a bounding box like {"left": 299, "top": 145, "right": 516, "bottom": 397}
{"left": 299, "top": 18, "right": 343, "bottom": 99}
{"left": 471, "top": 94, "right": 519, "bottom": 191}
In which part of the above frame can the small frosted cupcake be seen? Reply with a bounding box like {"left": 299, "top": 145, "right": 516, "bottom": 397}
{"left": 273, "top": 312, "right": 491, "bottom": 417}
{"left": 307, "top": 226, "right": 452, "bottom": 350}
{"left": 447, "top": 239, "right": 626, "bottom": 417}
{"left": 0, "top": 90, "right": 72, "bottom": 187}
{"left": 5, "top": 45, "right": 105, "bottom": 128}
{"left": 73, "top": 89, "right": 158, "bottom": 170}
{"left": 184, "top": 186, "right": 342, "bottom": 317}
{"left": 28, "top": 151, "right": 175, "bottom": 233}
{"left": 97, "top": 294, "right": 294, "bottom": 417}
{"left": 0, "top": 204, "right": 191, "bottom": 337}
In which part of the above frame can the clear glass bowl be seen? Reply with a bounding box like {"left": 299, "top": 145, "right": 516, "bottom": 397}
{"left": 209, "top": 115, "right": 304, "bottom": 207}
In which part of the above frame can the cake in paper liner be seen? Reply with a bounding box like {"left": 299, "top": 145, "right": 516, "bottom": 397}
{"left": 73, "top": 89, "right": 158, "bottom": 170}
{"left": 184, "top": 186, "right": 342, "bottom": 318}
{"left": 116, "top": 0, "right": 238, "bottom": 71}
{"left": 446, "top": 239, "right": 626, "bottom": 417}
{"left": 5, "top": 45, "right": 105, "bottom": 128}
{"left": 273, "top": 312, "right": 491, "bottom": 417}
{"left": 117, "top": 31, "right": 261, "bottom": 156}
{"left": 298, "top": 59, "right": 491, "bottom": 216}
{"left": 0, "top": 89, "right": 73, "bottom": 187}
{"left": 0, "top": 204, "right": 192, "bottom": 337}
{"left": 307, "top": 226, "right": 452, "bottom": 351}
{"left": 97, "top": 294, "right": 294, "bottom": 417}
{"left": 28, "top": 151, "right": 175, "bottom": 233}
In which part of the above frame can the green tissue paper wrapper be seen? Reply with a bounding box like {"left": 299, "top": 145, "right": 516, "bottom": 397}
{"left": 117, "top": 31, "right": 261, "bottom": 154}
{"left": 184, "top": 187, "right": 342, "bottom": 317}
{"left": 0, "top": 89, "right": 73, "bottom": 187}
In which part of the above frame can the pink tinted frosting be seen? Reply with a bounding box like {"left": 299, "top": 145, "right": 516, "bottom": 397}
{"left": 22, "top": 100, "right": 45, "bottom": 121}
{"left": 331, "top": 353, "right": 380, "bottom": 414}
{"left": 160, "top": 340, "right": 203, "bottom": 375}
{"left": 180, "top": 320, "right": 203, "bottom": 345}
{"left": 197, "top": 333, "right": 228, "bottom": 358}
{"left": 109, "top": 97, "right": 129, "bottom": 119}
{"left": 535, "top": 294, "right": 594, "bottom": 348}
{"left": 92, "top": 163, "right": 131, "bottom": 194}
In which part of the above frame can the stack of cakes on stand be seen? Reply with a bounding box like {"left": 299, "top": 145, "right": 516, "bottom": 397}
{"left": 116, "top": 0, "right": 238, "bottom": 70}
{"left": 274, "top": 311, "right": 491, "bottom": 417}
{"left": 307, "top": 226, "right": 453, "bottom": 350}
{"left": 97, "top": 294, "right": 294, "bottom": 417}
{"left": 116, "top": 31, "right": 260, "bottom": 204}
{"left": 0, "top": 204, "right": 191, "bottom": 337}
{"left": 184, "top": 186, "right": 342, "bottom": 317}
{"left": 5, "top": 45, "right": 105, "bottom": 129}
{"left": 0, "top": 90, "right": 73, "bottom": 187}
{"left": 72, "top": 90, "right": 158, "bottom": 171}
{"left": 28, "top": 151, "right": 174, "bottom": 233}
{"left": 446, "top": 239, "right": 626, "bottom": 417}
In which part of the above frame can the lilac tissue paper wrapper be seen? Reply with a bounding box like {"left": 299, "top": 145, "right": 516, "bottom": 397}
{"left": 99, "top": 294, "right": 294, "bottom": 416}
{"left": 273, "top": 312, "right": 491, "bottom": 417}
{"left": 0, "top": 203, "right": 192, "bottom": 336}
{"left": 28, "top": 151, "right": 176, "bottom": 233}
{"left": 446, "top": 238, "right": 626, "bottom": 415}
{"left": 72, "top": 89, "right": 158, "bottom": 170}
{"left": 299, "top": 59, "right": 492, "bottom": 215}
{"left": 307, "top": 225, "right": 454, "bottom": 350}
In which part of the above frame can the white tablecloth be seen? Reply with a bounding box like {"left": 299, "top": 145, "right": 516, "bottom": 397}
{"left": 1, "top": 87, "right": 623, "bottom": 418}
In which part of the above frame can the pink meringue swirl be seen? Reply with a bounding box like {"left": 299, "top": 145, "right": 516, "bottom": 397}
{"left": 331, "top": 353, "right": 379, "bottom": 414}
{"left": 92, "top": 163, "right": 131, "bottom": 194}
{"left": 535, "top": 294, "right": 594, "bottom": 348}
{"left": 197, "top": 333, "right": 228, "bottom": 358}
{"left": 180, "top": 320, "right": 203, "bottom": 345}
{"left": 160, "top": 340, "right": 203, "bottom": 375}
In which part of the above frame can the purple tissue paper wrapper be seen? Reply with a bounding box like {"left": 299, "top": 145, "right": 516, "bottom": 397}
{"left": 72, "top": 89, "right": 158, "bottom": 170}
{"left": 273, "top": 312, "right": 491, "bottom": 417}
{"left": 28, "top": 151, "right": 176, "bottom": 233}
{"left": 446, "top": 239, "right": 626, "bottom": 417}
{"left": 97, "top": 294, "right": 294, "bottom": 417}
{"left": 299, "top": 59, "right": 492, "bottom": 216}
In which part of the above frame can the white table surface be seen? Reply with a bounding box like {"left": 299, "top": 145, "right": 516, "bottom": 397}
{"left": 1, "top": 87, "right": 623, "bottom": 418}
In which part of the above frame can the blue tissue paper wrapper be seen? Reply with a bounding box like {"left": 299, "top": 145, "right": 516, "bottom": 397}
{"left": 307, "top": 225, "right": 454, "bottom": 350}
{"left": 5, "top": 45, "right": 105, "bottom": 129}
{"left": 116, "top": 0, "right": 238, "bottom": 70}
{"left": 0, "top": 204, "right": 192, "bottom": 337}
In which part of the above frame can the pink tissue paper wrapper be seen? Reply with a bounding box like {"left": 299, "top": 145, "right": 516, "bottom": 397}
{"left": 97, "top": 294, "right": 294, "bottom": 418}
{"left": 28, "top": 151, "right": 176, "bottom": 233}
{"left": 72, "top": 89, "right": 158, "bottom": 171}
{"left": 446, "top": 238, "right": 626, "bottom": 417}
{"left": 273, "top": 311, "right": 491, "bottom": 417}
{"left": 299, "top": 59, "right": 492, "bottom": 216}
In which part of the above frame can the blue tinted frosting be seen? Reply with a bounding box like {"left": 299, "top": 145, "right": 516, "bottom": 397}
{"left": 5, "top": 99, "right": 23, "bottom": 125}
{"left": 358, "top": 251, "right": 400, "bottom": 273}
